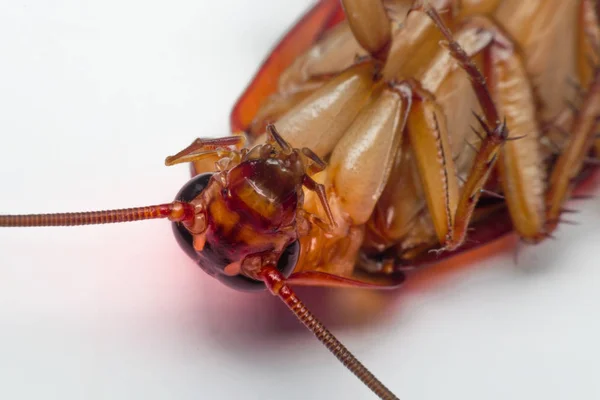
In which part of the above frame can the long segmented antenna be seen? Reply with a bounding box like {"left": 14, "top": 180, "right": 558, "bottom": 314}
{"left": 261, "top": 266, "right": 399, "bottom": 400}
{"left": 0, "top": 201, "right": 195, "bottom": 227}
{"left": 1, "top": 204, "right": 398, "bottom": 398}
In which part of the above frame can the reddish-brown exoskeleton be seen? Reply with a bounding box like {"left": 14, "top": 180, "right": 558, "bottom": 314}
{"left": 166, "top": 125, "right": 337, "bottom": 290}
{"left": 2, "top": 1, "right": 600, "bottom": 399}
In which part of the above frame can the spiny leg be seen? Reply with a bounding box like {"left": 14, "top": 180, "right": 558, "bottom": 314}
{"left": 460, "top": 17, "right": 548, "bottom": 242}
{"left": 577, "top": 0, "right": 600, "bottom": 155}
{"left": 403, "top": 82, "right": 458, "bottom": 248}
{"left": 363, "top": 15, "right": 500, "bottom": 255}
{"left": 447, "top": 117, "right": 506, "bottom": 251}
{"left": 537, "top": 0, "right": 600, "bottom": 236}
{"left": 546, "top": 70, "right": 600, "bottom": 233}
{"left": 414, "top": 2, "right": 501, "bottom": 128}
{"left": 422, "top": 2, "right": 600, "bottom": 243}
{"left": 577, "top": 0, "right": 600, "bottom": 92}
{"left": 405, "top": 6, "right": 507, "bottom": 252}
{"left": 398, "top": 80, "right": 501, "bottom": 252}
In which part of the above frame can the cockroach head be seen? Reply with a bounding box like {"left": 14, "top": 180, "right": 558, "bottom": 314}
{"left": 170, "top": 172, "right": 301, "bottom": 291}
{"left": 165, "top": 124, "right": 333, "bottom": 291}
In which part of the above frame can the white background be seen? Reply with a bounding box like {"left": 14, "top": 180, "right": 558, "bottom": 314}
{"left": 0, "top": 1, "right": 599, "bottom": 399}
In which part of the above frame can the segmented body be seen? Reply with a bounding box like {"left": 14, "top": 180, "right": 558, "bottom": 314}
{"left": 220, "top": 0, "right": 600, "bottom": 287}
{"left": 0, "top": 2, "right": 596, "bottom": 397}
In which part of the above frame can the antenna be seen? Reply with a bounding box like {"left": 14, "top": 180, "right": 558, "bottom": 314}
{"left": 0, "top": 201, "right": 195, "bottom": 227}
{"left": 1, "top": 203, "right": 399, "bottom": 399}
{"left": 261, "top": 266, "right": 399, "bottom": 400}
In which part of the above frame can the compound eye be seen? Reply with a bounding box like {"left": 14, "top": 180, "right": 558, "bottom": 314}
{"left": 174, "top": 172, "right": 213, "bottom": 203}
{"left": 276, "top": 240, "right": 300, "bottom": 279}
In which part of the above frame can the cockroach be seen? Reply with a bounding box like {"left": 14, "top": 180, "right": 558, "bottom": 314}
{"left": 1, "top": 0, "right": 600, "bottom": 399}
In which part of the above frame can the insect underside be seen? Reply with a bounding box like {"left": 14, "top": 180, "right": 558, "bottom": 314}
{"left": 196, "top": 0, "right": 600, "bottom": 288}
{"left": 2, "top": 1, "right": 600, "bottom": 399}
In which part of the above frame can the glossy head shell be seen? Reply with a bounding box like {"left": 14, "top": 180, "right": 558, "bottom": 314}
{"left": 171, "top": 173, "right": 300, "bottom": 291}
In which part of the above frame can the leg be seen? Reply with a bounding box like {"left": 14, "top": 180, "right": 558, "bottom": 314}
{"left": 449, "top": 4, "right": 600, "bottom": 243}
{"left": 296, "top": 80, "right": 412, "bottom": 284}
{"left": 267, "top": 123, "right": 337, "bottom": 227}
{"left": 274, "top": 60, "right": 377, "bottom": 158}
{"left": 478, "top": 0, "right": 600, "bottom": 239}
{"left": 413, "top": 3, "right": 501, "bottom": 128}
{"left": 545, "top": 71, "right": 600, "bottom": 232}
{"left": 422, "top": 4, "right": 600, "bottom": 244}
{"left": 164, "top": 135, "right": 245, "bottom": 167}
{"left": 340, "top": 0, "right": 392, "bottom": 63}
{"left": 406, "top": 6, "right": 508, "bottom": 251}
{"left": 302, "top": 175, "right": 336, "bottom": 228}
{"left": 265, "top": 123, "right": 292, "bottom": 153}
{"left": 577, "top": 0, "right": 600, "bottom": 155}
{"left": 458, "top": 17, "right": 548, "bottom": 242}
{"left": 403, "top": 81, "right": 505, "bottom": 252}
{"left": 365, "top": 18, "right": 497, "bottom": 253}
{"left": 327, "top": 81, "right": 411, "bottom": 225}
